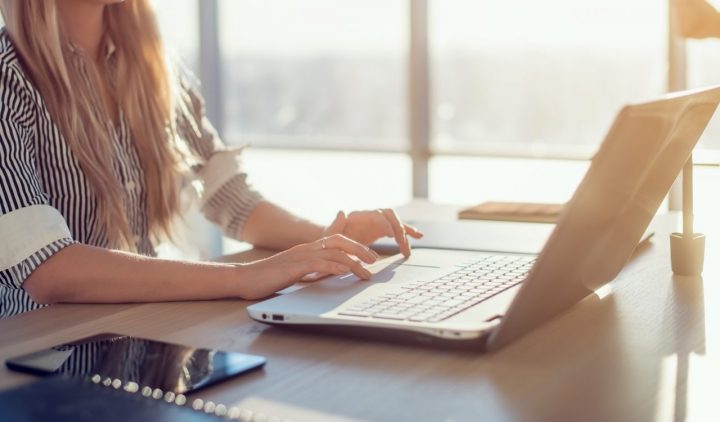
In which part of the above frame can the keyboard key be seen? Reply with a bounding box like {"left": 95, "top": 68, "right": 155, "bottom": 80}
{"left": 463, "top": 298, "right": 484, "bottom": 307}
{"left": 405, "top": 296, "right": 428, "bottom": 305}
{"left": 442, "top": 299, "right": 465, "bottom": 307}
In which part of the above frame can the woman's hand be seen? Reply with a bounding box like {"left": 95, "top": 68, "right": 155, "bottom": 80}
{"left": 324, "top": 209, "right": 424, "bottom": 257}
{"left": 237, "top": 234, "right": 380, "bottom": 300}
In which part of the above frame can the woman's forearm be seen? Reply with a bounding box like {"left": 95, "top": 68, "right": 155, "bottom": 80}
{"left": 22, "top": 219, "right": 387, "bottom": 307}
{"left": 23, "top": 243, "right": 248, "bottom": 305}
{"left": 241, "top": 201, "right": 325, "bottom": 250}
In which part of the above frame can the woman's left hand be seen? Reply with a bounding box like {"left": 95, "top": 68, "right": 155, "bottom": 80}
{"left": 323, "top": 209, "right": 423, "bottom": 257}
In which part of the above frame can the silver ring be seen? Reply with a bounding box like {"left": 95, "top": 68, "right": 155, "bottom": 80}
{"left": 321, "top": 237, "right": 327, "bottom": 249}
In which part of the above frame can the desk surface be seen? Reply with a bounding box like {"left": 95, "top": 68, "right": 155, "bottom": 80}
{"left": 1, "top": 204, "right": 719, "bottom": 422}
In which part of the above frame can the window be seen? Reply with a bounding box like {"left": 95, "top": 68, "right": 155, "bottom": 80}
{"left": 217, "top": 0, "right": 413, "bottom": 255}
{"left": 218, "top": 0, "right": 408, "bottom": 151}
{"left": 157, "top": 1, "right": 717, "bottom": 253}
{"left": 152, "top": 0, "right": 213, "bottom": 258}
{"left": 152, "top": 0, "right": 199, "bottom": 73}
{"left": 687, "top": 38, "right": 720, "bottom": 150}
{"left": 429, "top": 0, "right": 667, "bottom": 158}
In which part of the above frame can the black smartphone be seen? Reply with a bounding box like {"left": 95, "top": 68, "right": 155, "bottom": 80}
{"left": 5, "top": 333, "right": 266, "bottom": 394}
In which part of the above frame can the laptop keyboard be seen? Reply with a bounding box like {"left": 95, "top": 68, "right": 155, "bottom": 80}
{"left": 338, "top": 255, "right": 535, "bottom": 323}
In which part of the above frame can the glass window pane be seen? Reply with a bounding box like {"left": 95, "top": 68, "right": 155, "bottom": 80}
{"left": 430, "top": 0, "right": 667, "bottom": 156}
{"left": 153, "top": 0, "right": 199, "bottom": 73}
{"left": 151, "top": 0, "right": 208, "bottom": 258}
{"left": 695, "top": 167, "right": 720, "bottom": 219}
{"left": 223, "top": 149, "right": 412, "bottom": 254}
{"left": 429, "top": 156, "right": 588, "bottom": 205}
{"left": 219, "top": 0, "right": 408, "bottom": 150}
{"left": 688, "top": 39, "right": 720, "bottom": 149}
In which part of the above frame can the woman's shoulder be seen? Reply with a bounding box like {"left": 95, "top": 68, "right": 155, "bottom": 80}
{"left": 0, "top": 29, "right": 22, "bottom": 72}
{"left": 0, "top": 29, "right": 33, "bottom": 91}
{"left": 0, "top": 29, "right": 39, "bottom": 122}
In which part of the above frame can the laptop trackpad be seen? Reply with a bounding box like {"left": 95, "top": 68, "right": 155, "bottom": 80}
{"left": 254, "top": 256, "right": 450, "bottom": 316}
{"left": 368, "top": 262, "right": 447, "bottom": 285}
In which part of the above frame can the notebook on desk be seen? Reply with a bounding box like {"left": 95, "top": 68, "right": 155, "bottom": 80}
{"left": 458, "top": 201, "right": 564, "bottom": 223}
{"left": 249, "top": 86, "right": 720, "bottom": 351}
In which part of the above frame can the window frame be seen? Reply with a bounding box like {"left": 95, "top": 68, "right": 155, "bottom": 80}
{"left": 197, "top": 0, "right": 690, "bottom": 212}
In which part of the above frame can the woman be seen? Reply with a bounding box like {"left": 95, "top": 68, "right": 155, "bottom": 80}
{"left": 0, "top": 0, "right": 421, "bottom": 318}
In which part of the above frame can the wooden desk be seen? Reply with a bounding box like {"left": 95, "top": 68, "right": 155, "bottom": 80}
{"left": 1, "top": 208, "right": 719, "bottom": 421}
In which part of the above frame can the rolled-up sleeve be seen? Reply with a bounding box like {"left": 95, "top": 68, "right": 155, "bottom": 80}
{"left": 0, "top": 64, "right": 76, "bottom": 290}
{"left": 178, "top": 78, "right": 263, "bottom": 240}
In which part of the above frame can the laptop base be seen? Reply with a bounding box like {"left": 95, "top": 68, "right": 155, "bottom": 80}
{"left": 255, "top": 321, "right": 491, "bottom": 352}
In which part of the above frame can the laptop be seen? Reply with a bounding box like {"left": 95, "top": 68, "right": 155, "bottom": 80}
{"left": 248, "top": 86, "right": 720, "bottom": 351}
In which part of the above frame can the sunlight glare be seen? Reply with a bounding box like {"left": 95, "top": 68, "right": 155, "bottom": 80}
{"left": 653, "top": 354, "right": 677, "bottom": 422}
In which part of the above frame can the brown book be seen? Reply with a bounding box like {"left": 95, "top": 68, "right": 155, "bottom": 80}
{"left": 458, "top": 201, "right": 564, "bottom": 224}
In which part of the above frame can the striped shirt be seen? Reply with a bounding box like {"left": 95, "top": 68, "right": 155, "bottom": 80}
{"left": 0, "top": 30, "right": 263, "bottom": 318}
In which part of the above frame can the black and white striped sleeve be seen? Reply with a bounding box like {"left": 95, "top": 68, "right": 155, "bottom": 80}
{"left": 0, "top": 63, "right": 76, "bottom": 290}
{"left": 178, "top": 79, "right": 264, "bottom": 240}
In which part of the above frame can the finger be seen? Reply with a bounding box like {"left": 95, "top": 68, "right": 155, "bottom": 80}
{"left": 317, "top": 250, "right": 372, "bottom": 279}
{"left": 324, "top": 210, "right": 346, "bottom": 236}
{"left": 404, "top": 224, "right": 424, "bottom": 239}
{"left": 322, "top": 234, "right": 378, "bottom": 264}
{"left": 375, "top": 209, "right": 395, "bottom": 237}
{"left": 381, "top": 209, "right": 411, "bottom": 257}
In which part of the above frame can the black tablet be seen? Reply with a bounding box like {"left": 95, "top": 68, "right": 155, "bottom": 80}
{"left": 5, "top": 333, "right": 266, "bottom": 394}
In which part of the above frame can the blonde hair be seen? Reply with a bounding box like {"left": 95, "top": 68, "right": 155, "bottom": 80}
{"left": 0, "top": 0, "right": 188, "bottom": 250}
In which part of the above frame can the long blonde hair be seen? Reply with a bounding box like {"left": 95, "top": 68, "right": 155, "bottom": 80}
{"left": 0, "top": 0, "right": 187, "bottom": 250}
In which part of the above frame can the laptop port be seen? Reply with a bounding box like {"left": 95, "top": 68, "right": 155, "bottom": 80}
{"left": 272, "top": 314, "right": 285, "bottom": 321}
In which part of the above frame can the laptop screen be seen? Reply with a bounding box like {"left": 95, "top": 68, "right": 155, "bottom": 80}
{"left": 490, "top": 86, "right": 720, "bottom": 350}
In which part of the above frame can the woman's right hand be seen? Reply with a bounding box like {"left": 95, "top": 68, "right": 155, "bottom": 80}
{"left": 236, "top": 234, "right": 380, "bottom": 300}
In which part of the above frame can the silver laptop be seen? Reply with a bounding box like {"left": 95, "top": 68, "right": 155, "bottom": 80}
{"left": 248, "top": 86, "right": 720, "bottom": 351}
